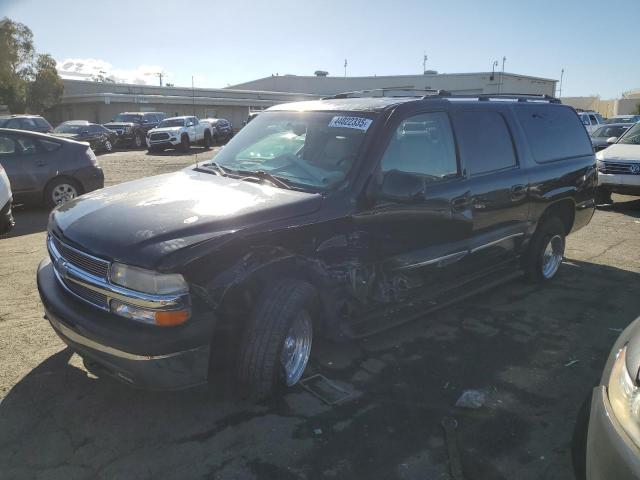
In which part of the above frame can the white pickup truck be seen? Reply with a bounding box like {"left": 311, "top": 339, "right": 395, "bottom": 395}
{"left": 146, "top": 116, "right": 213, "bottom": 152}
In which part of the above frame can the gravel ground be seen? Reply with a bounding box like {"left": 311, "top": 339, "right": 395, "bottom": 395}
{"left": 0, "top": 148, "right": 639, "bottom": 480}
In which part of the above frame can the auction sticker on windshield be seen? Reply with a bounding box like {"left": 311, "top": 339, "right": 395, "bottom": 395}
{"left": 328, "top": 116, "right": 373, "bottom": 131}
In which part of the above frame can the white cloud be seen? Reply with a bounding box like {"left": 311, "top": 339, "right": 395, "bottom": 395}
{"left": 56, "top": 58, "right": 168, "bottom": 85}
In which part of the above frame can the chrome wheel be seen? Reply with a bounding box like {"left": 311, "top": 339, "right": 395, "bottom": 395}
{"left": 51, "top": 183, "right": 78, "bottom": 205}
{"left": 104, "top": 140, "right": 112, "bottom": 152}
{"left": 280, "top": 311, "right": 312, "bottom": 386}
{"left": 541, "top": 234, "right": 564, "bottom": 279}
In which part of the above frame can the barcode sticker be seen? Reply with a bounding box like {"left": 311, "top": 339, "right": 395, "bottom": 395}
{"left": 328, "top": 116, "right": 372, "bottom": 131}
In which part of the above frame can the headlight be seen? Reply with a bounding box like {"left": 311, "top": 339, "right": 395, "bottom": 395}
{"left": 596, "top": 159, "right": 605, "bottom": 172}
{"left": 607, "top": 344, "right": 640, "bottom": 447}
{"left": 110, "top": 262, "right": 188, "bottom": 295}
{"left": 596, "top": 151, "right": 605, "bottom": 161}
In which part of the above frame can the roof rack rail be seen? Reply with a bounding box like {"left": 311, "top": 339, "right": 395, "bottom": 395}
{"left": 322, "top": 90, "right": 561, "bottom": 104}
{"left": 321, "top": 88, "right": 451, "bottom": 100}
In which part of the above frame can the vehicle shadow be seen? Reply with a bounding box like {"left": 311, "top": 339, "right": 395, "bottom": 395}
{"left": 145, "top": 147, "right": 215, "bottom": 157}
{"left": 1, "top": 205, "right": 49, "bottom": 238}
{"left": 1, "top": 259, "right": 638, "bottom": 479}
{"left": 597, "top": 195, "right": 640, "bottom": 217}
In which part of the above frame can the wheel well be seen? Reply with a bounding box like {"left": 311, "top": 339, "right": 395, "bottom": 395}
{"left": 43, "top": 175, "right": 83, "bottom": 201}
{"left": 540, "top": 200, "right": 575, "bottom": 235}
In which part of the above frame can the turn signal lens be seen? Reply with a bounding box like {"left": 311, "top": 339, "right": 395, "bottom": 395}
{"left": 155, "top": 310, "right": 190, "bottom": 327}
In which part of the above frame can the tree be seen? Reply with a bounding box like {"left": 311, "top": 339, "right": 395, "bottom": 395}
{"left": 27, "top": 54, "right": 63, "bottom": 113}
{"left": 0, "top": 18, "right": 63, "bottom": 114}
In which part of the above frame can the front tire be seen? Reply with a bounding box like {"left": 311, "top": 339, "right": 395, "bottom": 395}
{"left": 133, "top": 132, "right": 143, "bottom": 149}
{"left": 523, "top": 217, "right": 566, "bottom": 282}
{"left": 103, "top": 139, "right": 113, "bottom": 153}
{"left": 180, "top": 134, "right": 190, "bottom": 153}
{"left": 595, "top": 188, "right": 612, "bottom": 205}
{"left": 237, "top": 279, "right": 316, "bottom": 400}
{"left": 203, "top": 131, "right": 211, "bottom": 149}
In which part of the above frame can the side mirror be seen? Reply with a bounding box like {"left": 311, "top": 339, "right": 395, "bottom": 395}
{"left": 377, "top": 170, "right": 425, "bottom": 204}
{"left": 606, "top": 136, "right": 618, "bottom": 144}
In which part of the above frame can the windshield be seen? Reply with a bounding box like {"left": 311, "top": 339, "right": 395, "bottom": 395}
{"left": 157, "top": 118, "right": 185, "bottom": 128}
{"left": 618, "top": 123, "right": 640, "bottom": 145}
{"left": 112, "top": 114, "right": 142, "bottom": 123}
{"left": 210, "top": 111, "right": 375, "bottom": 190}
{"left": 605, "top": 116, "right": 638, "bottom": 124}
{"left": 592, "top": 125, "right": 629, "bottom": 138}
{"left": 54, "top": 124, "right": 86, "bottom": 134}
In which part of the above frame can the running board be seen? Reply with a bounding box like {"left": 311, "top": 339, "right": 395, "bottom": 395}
{"left": 341, "top": 267, "right": 522, "bottom": 339}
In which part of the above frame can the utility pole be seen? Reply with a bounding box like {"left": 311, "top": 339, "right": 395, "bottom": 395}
{"left": 155, "top": 72, "right": 164, "bottom": 86}
{"left": 423, "top": 53, "right": 428, "bottom": 74}
{"left": 344, "top": 59, "right": 347, "bottom": 78}
{"left": 191, "top": 76, "right": 196, "bottom": 116}
{"left": 558, "top": 68, "right": 564, "bottom": 98}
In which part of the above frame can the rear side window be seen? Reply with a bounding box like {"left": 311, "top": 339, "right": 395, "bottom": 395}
{"left": 39, "top": 139, "right": 62, "bottom": 152}
{"left": 34, "top": 117, "right": 52, "bottom": 130}
{"left": 0, "top": 135, "right": 17, "bottom": 155}
{"left": 452, "top": 110, "right": 517, "bottom": 175}
{"left": 516, "top": 106, "right": 593, "bottom": 163}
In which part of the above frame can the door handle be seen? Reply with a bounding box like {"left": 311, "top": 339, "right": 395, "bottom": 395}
{"left": 451, "top": 195, "right": 470, "bottom": 212}
{"left": 510, "top": 184, "right": 527, "bottom": 200}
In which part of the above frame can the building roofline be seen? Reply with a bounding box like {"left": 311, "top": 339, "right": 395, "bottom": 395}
{"left": 230, "top": 71, "right": 558, "bottom": 86}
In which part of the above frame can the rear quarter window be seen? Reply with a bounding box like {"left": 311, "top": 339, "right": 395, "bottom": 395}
{"left": 516, "top": 105, "right": 593, "bottom": 163}
{"left": 34, "top": 117, "right": 52, "bottom": 130}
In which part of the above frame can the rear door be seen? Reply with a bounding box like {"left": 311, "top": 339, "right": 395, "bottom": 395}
{"left": 0, "top": 132, "right": 51, "bottom": 196}
{"left": 450, "top": 106, "right": 529, "bottom": 268}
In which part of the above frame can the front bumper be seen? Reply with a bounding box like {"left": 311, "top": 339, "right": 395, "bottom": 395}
{"left": 587, "top": 387, "right": 640, "bottom": 479}
{"left": 37, "top": 258, "right": 211, "bottom": 390}
{"left": 0, "top": 198, "right": 14, "bottom": 235}
{"left": 598, "top": 172, "right": 640, "bottom": 195}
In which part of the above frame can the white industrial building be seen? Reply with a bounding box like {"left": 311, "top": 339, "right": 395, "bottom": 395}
{"left": 561, "top": 89, "right": 640, "bottom": 118}
{"left": 227, "top": 71, "right": 558, "bottom": 97}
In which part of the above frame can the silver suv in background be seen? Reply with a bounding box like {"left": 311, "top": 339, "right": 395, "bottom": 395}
{"left": 0, "top": 114, "right": 53, "bottom": 133}
{"left": 578, "top": 111, "right": 606, "bottom": 134}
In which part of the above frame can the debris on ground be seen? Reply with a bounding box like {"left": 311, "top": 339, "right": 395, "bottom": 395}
{"left": 564, "top": 359, "right": 580, "bottom": 367}
{"left": 455, "top": 389, "right": 487, "bottom": 409}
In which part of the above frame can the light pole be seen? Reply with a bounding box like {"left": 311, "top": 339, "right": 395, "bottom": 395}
{"left": 558, "top": 68, "right": 564, "bottom": 98}
{"left": 491, "top": 60, "right": 499, "bottom": 92}
{"left": 500, "top": 56, "right": 506, "bottom": 93}
{"left": 344, "top": 59, "right": 348, "bottom": 78}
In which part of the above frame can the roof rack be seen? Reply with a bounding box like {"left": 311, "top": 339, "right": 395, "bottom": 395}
{"left": 322, "top": 88, "right": 452, "bottom": 100}
{"left": 322, "top": 90, "right": 561, "bottom": 104}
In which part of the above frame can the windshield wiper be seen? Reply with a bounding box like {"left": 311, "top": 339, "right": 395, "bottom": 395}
{"left": 198, "top": 161, "right": 229, "bottom": 177}
{"left": 233, "top": 169, "right": 293, "bottom": 190}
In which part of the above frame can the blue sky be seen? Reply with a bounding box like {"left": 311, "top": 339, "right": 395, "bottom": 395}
{"left": 2, "top": 0, "right": 638, "bottom": 98}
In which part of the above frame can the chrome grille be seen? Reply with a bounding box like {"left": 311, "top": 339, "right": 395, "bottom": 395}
{"left": 602, "top": 161, "right": 640, "bottom": 175}
{"left": 150, "top": 132, "right": 170, "bottom": 141}
{"left": 63, "top": 274, "right": 109, "bottom": 309}
{"left": 49, "top": 235, "right": 110, "bottom": 279}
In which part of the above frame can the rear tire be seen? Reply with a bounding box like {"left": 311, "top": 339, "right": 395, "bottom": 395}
{"left": 595, "top": 188, "right": 612, "bottom": 205}
{"left": 523, "top": 217, "right": 566, "bottom": 283}
{"left": 44, "top": 177, "right": 81, "bottom": 209}
{"left": 203, "top": 131, "right": 211, "bottom": 149}
{"left": 237, "top": 279, "right": 317, "bottom": 400}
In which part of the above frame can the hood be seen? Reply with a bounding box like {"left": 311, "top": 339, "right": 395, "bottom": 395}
{"left": 598, "top": 144, "right": 640, "bottom": 161}
{"left": 104, "top": 122, "right": 136, "bottom": 129}
{"left": 51, "top": 132, "right": 81, "bottom": 140}
{"left": 151, "top": 126, "right": 182, "bottom": 133}
{"left": 50, "top": 169, "right": 322, "bottom": 270}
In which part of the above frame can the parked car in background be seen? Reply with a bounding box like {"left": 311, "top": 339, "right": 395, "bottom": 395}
{"left": 0, "top": 114, "right": 53, "bottom": 133}
{"left": 0, "top": 163, "right": 14, "bottom": 234}
{"left": 202, "top": 118, "right": 234, "bottom": 143}
{"left": 37, "top": 92, "right": 596, "bottom": 399}
{"left": 605, "top": 114, "right": 640, "bottom": 124}
{"left": 103, "top": 112, "right": 165, "bottom": 149}
{"left": 596, "top": 122, "right": 640, "bottom": 204}
{"left": 0, "top": 128, "right": 104, "bottom": 208}
{"left": 146, "top": 116, "right": 212, "bottom": 152}
{"left": 590, "top": 123, "right": 633, "bottom": 152}
{"left": 578, "top": 111, "right": 606, "bottom": 134}
{"left": 572, "top": 316, "right": 640, "bottom": 479}
{"left": 52, "top": 121, "right": 118, "bottom": 153}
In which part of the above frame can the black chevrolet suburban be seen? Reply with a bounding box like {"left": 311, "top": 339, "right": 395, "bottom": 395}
{"left": 37, "top": 92, "right": 596, "bottom": 398}
{"left": 103, "top": 112, "right": 165, "bottom": 148}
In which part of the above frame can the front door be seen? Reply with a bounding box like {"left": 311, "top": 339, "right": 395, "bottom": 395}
{"left": 0, "top": 133, "right": 51, "bottom": 199}
{"left": 353, "top": 110, "right": 473, "bottom": 310}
